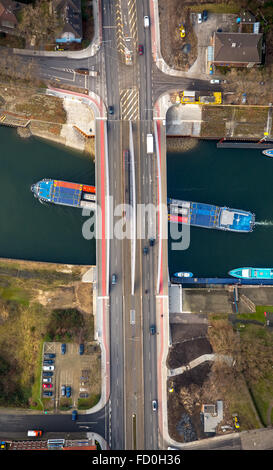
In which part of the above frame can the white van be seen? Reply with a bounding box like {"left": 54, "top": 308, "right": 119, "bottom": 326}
{"left": 144, "top": 16, "right": 150, "bottom": 28}
{"left": 197, "top": 13, "right": 202, "bottom": 24}
{"left": 43, "top": 365, "right": 54, "bottom": 371}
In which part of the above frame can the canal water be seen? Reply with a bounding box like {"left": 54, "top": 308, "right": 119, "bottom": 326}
{"left": 167, "top": 139, "right": 273, "bottom": 278}
{"left": 1, "top": 126, "right": 273, "bottom": 274}
{"left": 0, "top": 126, "right": 95, "bottom": 265}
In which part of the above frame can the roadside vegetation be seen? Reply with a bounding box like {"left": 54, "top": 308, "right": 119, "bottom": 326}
{"left": 204, "top": 312, "right": 273, "bottom": 429}
{"left": 168, "top": 307, "right": 273, "bottom": 442}
{"left": 0, "top": 259, "right": 95, "bottom": 409}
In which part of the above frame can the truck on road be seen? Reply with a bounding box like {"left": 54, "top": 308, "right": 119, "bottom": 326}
{"left": 27, "top": 430, "right": 42, "bottom": 437}
{"left": 146, "top": 133, "right": 153, "bottom": 154}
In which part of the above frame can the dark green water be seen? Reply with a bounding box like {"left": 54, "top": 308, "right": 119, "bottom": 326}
{"left": 0, "top": 126, "right": 95, "bottom": 265}
{"left": 167, "top": 139, "right": 273, "bottom": 278}
{"left": 1, "top": 127, "right": 273, "bottom": 274}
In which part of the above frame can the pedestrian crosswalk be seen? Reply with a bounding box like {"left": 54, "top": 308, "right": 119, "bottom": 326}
{"left": 120, "top": 87, "right": 139, "bottom": 121}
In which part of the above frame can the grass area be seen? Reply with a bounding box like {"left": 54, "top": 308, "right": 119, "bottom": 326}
{"left": 78, "top": 393, "right": 100, "bottom": 410}
{"left": 189, "top": 2, "right": 240, "bottom": 14}
{"left": 200, "top": 105, "right": 269, "bottom": 138}
{"left": 0, "top": 259, "right": 95, "bottom": 409}
{"left": 15, "top": 95, "right": 66, "bottom": 123}
{"left": 207, "top": 315, "right": 273, "bottom": 429}
{"left": 234, "top": 315, "right": 273, "bottom": 426}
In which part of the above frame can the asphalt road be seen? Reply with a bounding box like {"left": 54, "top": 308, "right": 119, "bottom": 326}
{"left": 0, "top": 0, "right": 222, "bottom": 449}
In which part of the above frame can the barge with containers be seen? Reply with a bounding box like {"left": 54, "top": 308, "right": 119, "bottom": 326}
{"left": 168, "top": 198, "right": 255, "bottom": 232}
{"left": 31, "top": 179, "right": 96, "bottom": 209}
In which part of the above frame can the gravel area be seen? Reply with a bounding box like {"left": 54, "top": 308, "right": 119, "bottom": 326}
{"left": 60, "top": 98, "right": 95, "bottom": 152}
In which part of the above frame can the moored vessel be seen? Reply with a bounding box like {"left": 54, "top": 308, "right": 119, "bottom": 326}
{"left": 31, "top": 179, "right": 96, "bottom": 209}
{"left": 229, "top": 267, "right": 273, "bottom": 279}
{"left": 173, "top": 272, "right": 193, "bottom": 278}
{"left": 262, "top": 149, "right": 273, "bottom": 157}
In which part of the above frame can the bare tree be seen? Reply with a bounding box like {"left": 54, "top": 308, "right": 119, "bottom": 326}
{"left": 17, "top": 0, "right": 64, "bottom": 46}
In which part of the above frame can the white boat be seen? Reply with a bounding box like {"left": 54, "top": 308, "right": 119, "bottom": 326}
{"left": 262, "top": 149, "right": 273, "bottom": 157}
{"left": 173, "top": 272, "right": 193, "bottom": 278}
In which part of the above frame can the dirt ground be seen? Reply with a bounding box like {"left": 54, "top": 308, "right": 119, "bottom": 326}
{"left": 159, "top": 0, "right": 198, "bottom": 71}
{"left": 167, "top": 313, "right": 263, "bottom": 442}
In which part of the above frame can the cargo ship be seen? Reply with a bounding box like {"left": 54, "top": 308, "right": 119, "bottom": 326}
{"left": 168, "top": 198, "right": 255, "bottom": 232}
{"left": 229, "top": 267, "right": 273, "bottom": 279}
{"left": 31, "top": 179, "right": 96, "bottom": 209}
{"left": 262, "top": 149, "right": 273, "bottom": 158}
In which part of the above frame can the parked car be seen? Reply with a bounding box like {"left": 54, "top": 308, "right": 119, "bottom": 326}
{"left": 202, "top": 10, "right": 208, "bottom": 21}
{"left": 197, "top": 13, "right": 202, "bottom": 23}
{"left": 138, "top": 44, "right": 144, "bottom": 55}
{"left": 79, "top": 344, "right": 84, "bottom": 355}
{"left": 150, "top": 324, "right": 156, "bottom": 335}
{"left": 242, "top": 93, "right": 247, "bottom": 104}
{"left": 43, "top": 391, "right": 53, "bottom": 397}
{"left": 79, "top": 393, "right": 89, "bottom": 398}
{"left": 72, "top": 410, "right": 78, "bottom": 421}
{"left": 43, "top": 365, "right": 54, "bottom": 371}
{"left": 66, "top": 386, "right": 71, "bottom": 398}
{"left": 44, "top": 353, "right": 55, "bottom": 359}
{"left": 210, "top": 79, "right": 220, "bottom": 84}
{"left": 61, "top": 343, "right": 66, "bottom": 355}
{"left": 43, "top": 360, "right": 54, "bottom": 365}
{"left": 61, "top": 385, "right": 66, "bottom": 397}
{"left": 149, "top": 238, "right": 155, "bottom": 246}
{"left": 152, "top": 399, "right": 158, "bottom": 411}
{"left": 43, "top": 372, "right": 53, "bottom": 377}
{"left": 42, "top": 383, "right": 53, "bottom": 389}
{"left": 42, "top": 378, "right": 52, "bottom": 383}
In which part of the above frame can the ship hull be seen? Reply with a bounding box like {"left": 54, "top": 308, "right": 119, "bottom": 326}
{"left": 173, "top": 272, "right": 193, "bottom": 278}
{"left": 229, "top": 267, "right": 273, "bottom": 279}
{"left": 262, "top": 149, "right": 273, "bottom": 157}
{"left": 168, "top": 198, "right": 255, "bottom": 233}
{"left": 31, "top": 179, "right": 96, "bottom": 209}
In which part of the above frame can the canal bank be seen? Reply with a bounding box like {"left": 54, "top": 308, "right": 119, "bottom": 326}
{"left": 0, "top": 85, "right": 95, "bottom": 157}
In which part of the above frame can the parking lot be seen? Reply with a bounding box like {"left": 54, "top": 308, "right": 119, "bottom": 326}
{"left": 42, "top": 341, "right": 101, "bottom": 409}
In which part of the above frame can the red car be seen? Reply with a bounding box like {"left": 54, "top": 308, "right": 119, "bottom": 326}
{"left": 42, "top": 383, "right": 53, "bottom": 389}
{"left": 138, "top": 44, "right": 144, "bottom": 55}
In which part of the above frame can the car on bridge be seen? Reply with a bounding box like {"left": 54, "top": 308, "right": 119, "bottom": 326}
{"left": 152, "top": 399, "right": 158, "bottom": 411}
{"left": 150, "top": 325, "right": 156, "bottom": 335}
